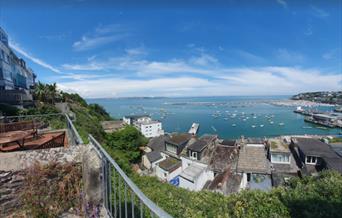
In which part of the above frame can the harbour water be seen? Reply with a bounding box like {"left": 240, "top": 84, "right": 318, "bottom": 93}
{"left": 87, "top": 96, "right": 340, "bottom": 139}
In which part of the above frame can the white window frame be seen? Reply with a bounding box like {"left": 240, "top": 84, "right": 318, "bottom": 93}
{"left": 305, "top": 156, "right": 318, "bottom": 165}
{"left": 190, "top": 151, "right": 197, "bottom": 160}
{"left": 271, "top": 153, "right": 290, "bottom": 164}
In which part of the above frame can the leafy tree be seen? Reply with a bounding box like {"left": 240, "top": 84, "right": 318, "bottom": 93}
{"left": 88, "top": 103, "right": 111, "bottom": 120}
{"left": 105, "top": 126, "right": 147, "bottom": 164}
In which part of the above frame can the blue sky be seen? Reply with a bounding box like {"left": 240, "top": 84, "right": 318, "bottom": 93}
{"left": 1, "top": 0, "right": 341, "bottom": 98}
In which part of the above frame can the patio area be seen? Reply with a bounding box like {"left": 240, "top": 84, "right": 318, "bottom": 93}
{"left": 0, "top": 114, "right": 81, "bottom": 152}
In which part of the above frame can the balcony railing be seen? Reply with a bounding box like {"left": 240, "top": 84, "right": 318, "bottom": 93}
{"left": 88, "top": 135, "right": 172, "bottom": 218}
{"left": 65, "top": 114, "right": 84, "bottom": 145}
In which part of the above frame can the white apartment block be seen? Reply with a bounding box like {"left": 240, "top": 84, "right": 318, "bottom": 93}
{"left": 123, "top": 115, "right": 164, "bottom": 138}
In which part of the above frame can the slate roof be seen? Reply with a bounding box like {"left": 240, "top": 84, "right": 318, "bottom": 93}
{"left": 209, "top": 145, "right": 238, "bottom": 172}
{"left": 158, "top": 157, "right": 181, "bottom": 172}
{"left": 187, "top": 140, "right": 208, "bottom": 152}
{"left": 294, "top": 138, "right": 335, "bottom": 157}
{"left": 293, "top": 138, "right": 342, "bottom": 174}
{"left": 329, "top": 142, "right": 342, "bottom": 157}
{"left": 147, "top": 135, "right": 169, "bottom": 152}
{"left": 200, "top": 134, "right": 217, "bottom": 143}
{"left": 220, "top": 139, "right": 236, "bottom": 147}
{"left": 166, "top": 133, "right": 192, "bottom": 146}
{"left": 146, "top": 151, "right": 163, "bottom": 163}
{"left": 237, "top": 144, "right": 271, "bottom": 174}
{"left": 324, "top": 157, "right": 342, "bottom": 174}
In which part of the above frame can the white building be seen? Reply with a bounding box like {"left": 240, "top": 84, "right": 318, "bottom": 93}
{"left": 142, "top": 151, "right": 166, "bottom": 170}
{"left": 179, "top": 161, "right": 214, "bottom": 191}
{"left": 123, "top": 115, "right": 164, "bottom": 138}
{"left": 155, "top": 157, "right": 182, "bottom": 182}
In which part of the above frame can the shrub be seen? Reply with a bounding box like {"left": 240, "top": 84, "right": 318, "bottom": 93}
{"left": 21, "top": 161, "right": 82, "bottom": 217}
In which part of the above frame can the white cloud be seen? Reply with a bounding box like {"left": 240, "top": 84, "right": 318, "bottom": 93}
{"left": 276, "top": 49, "right": 305, "bottom": 63}
{"left": 322, "top": 49, "right": 339, "bottom": 60}
{"left": 72, "top": 24, "right": 129, "bottom": 51}
{"left": 57, "top": 77, "right": 213, "bottom": 98}
{"left": 189, "top": 54, "right": 218, "bottom": 66}
{"left": 59, "top": 73, "right": 106, "bottom": 80}
{"left": 72, "top": 35, "right": 126, "bottom": 51}
{"left": 125, "top": 47, "right": 147, "bottom": 56}
{"left": 276, "top": 0, "right": 287, "bottom": 8}
{"left": 311, "top": 6, "right": 330, "bottom": 18}
{"left": 9, "top": 41, "right": 61, "bottom": 74}
{"left": 56, "top": 65, "right": 342, "bottom": 98}
{"left": 236, "top": 50, "right": 265, "bottom": 63}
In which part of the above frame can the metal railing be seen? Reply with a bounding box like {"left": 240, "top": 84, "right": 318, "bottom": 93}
{"left": 88, "top": 135, "right": 172, "bottom": 218}
{"left": 65, "top": 114, "right": 84, "bottom": 145}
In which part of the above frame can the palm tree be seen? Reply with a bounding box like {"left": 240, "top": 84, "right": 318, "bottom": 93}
{"left": 33, "top": 82, "right": 46, "bottom": 102}
{"left": 47, "top": 83, "right": 58, "bottom": 104}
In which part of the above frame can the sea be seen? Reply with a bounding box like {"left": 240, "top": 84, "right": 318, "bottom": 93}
{"left": 87, "top": 96, "right": 341, "bottom": 139}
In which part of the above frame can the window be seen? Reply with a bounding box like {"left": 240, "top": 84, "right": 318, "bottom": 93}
{"left": 190, "top": 151, "right": 198, "bottom": 160}
{"left": 306, "top": 156, "right": 317, "bottom": 164}
{"left": 166, "top": 144, "right": 177, "bottom": 154}
{"left": 271, "top": 153, "right": 290, "bottom": 163}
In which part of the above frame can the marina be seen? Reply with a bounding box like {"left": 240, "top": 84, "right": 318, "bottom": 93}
{"left": 88, "top": 96, "right": 342, "bottom": 139}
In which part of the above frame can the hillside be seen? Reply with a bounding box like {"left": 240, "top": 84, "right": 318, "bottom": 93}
{"left": 291, "top": 91, "right": 342, "bottom": 105}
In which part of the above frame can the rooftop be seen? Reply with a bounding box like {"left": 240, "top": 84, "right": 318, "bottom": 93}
{"left": 237, "top": 144, "right": 271, "bottom": 174}
{"left": 136, "top": 120, "right": 161, "bottom": 125}
{"left": 146, "top": 151, "right": 163, "bottom": 163}
{"left": 268, "top": 139, "right": 290, "bottom": 153}
{"left": 124, "top": 115, "right": 150, "bottom": 119}
{"left": 166, "top": 133, "right": 192, "bottom": 145}
{"left": 209, "top": 145, "right": 238, "bottom": 172}
{"left": 220, "top": 139, "right": 236, "bottom": 147}
{"left": 200, "top": 134, "right": 217, "bottom": 143}
{"left": 158, "top": 157, "right": 181, "bottom": 172}
{"left": 293, "top": 137, "right": 337, "bottom": 158}
{"left": 187, "top": 139, "right": 208, "bottom": 152}
{"left": 180, "top": 163, "right": 206, "bottom": 182}
{"left": 101, "top": 120, "right": 124, "bottom": 133}
{"left": 147, "top": 135, "right": 169, "bottom": 152}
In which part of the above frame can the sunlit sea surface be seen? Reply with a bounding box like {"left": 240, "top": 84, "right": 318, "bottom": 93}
{"left": 87, "top": 96, "right": 340, "bottom": 139}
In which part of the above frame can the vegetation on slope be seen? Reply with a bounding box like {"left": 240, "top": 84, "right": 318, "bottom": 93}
{"left": 22, "top": 161, "right": 83, "bottom": 217}
{"left": 0, "top": 82, "right": 111, "bottom": 143}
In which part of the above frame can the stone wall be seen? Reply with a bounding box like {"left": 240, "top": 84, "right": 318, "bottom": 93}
{"left": 0, "top": 170, "right": 25, "bottom": 216}
{"left": 0, "top": 145, "right": 85, "bottom": 217}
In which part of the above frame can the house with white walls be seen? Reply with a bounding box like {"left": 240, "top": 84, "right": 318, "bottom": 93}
{"left": 237, "top": 140, "right": 272, "bottom": 191}
{"left": 123, "top": 115, "right": 164, "bottom": 138}
{"left": 178, "top": 135, "right": 217, "bottom": 191}
{"left": 155, "top": 157, "right": 182, "bottom": 182}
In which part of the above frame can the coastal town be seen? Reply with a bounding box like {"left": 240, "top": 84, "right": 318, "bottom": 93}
{"left": 102, "top": 113, "right": 342, "bottom": 194}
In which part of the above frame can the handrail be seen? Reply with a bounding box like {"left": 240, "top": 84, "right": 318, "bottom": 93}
{"left": 1, "top": 113, "right": 63, "bottom": 119}
{"left": 65, "top": 114, "right": 84, "bottom": 145}
{"left": 88, "top": 134, "right": 172, "bottom": 218}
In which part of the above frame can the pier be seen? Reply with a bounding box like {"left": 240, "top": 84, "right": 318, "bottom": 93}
{"left": 188, "top": 123, "right": 200, "bottom": 135}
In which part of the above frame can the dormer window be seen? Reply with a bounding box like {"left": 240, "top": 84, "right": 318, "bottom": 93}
{"left": 306, "top": 156, "right": 317, "bottom": 165}
{"left": 189, "top": 151, "right": 198, "bottom": 160}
